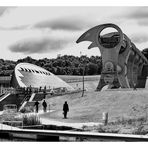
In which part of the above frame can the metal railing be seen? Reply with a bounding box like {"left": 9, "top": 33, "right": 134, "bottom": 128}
{"left": 1, "top": 127, "right": 148, "bottom": 141}
{"left": 0, "top": 121, "right": 23, "bottom": 130}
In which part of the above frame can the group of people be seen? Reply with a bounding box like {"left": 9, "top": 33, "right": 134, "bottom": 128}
{"left": 34, "top": 100, "right": 69, "bottom": 119}
{"left": 34, "top": 99, "right": 47, "bottom": 113}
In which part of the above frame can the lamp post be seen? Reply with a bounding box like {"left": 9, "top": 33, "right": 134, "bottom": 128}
{"left": 82, "top": 66, "right": 85, "bottom": 97}
{"left": 80, "top": 52, "right": 85, "bottom": 97}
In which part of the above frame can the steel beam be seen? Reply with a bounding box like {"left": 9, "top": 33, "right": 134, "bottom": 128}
{"left": 76, "top": 23, "right": 148, "bottom": 90}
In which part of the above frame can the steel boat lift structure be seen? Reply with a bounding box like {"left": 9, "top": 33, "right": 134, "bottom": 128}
{"left": 77, "top": 23, "right": 148, "bottom": 91}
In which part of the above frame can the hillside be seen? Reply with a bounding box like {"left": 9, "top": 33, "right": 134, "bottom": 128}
{"left": 59, "top": 75, "right": 100, "bottom": 91}
{"left": 40, "top": 89, "right": 148, "bottom": 124}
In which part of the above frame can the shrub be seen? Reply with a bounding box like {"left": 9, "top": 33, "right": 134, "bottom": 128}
{"left": 108, "top": 116, "right": 147, "bottom": 126}
{"left": 22, "top": 114, "right": 41, "bottom": 126}
{"left": 20, "top": 106, "right": 34, "bottom": 113}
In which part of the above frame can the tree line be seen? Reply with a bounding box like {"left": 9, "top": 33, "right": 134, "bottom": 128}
{"left": 0, "top": 55, "right": 102, "bottom": 76}
{"left": 1, "top": 48, "right": 148, "bottom": 77}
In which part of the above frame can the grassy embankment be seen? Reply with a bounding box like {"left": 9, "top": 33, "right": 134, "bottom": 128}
{"left": 39, "top": 89, "right": 148, "bottom": 134}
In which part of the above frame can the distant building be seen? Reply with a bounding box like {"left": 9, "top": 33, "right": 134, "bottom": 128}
{"left": 0, "top": 63, "right": 74, "bottom": 95}
{"left": 0, "top": 76, "right": 12, "bottom": 95}
{"left": 11, "top": 63, "right": 74, "bottom": 91}
{"left": 0, "top": 76, "right": 11, "bottom": 88}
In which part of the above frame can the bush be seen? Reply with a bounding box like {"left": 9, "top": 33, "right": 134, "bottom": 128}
{"left": 20, "top": 106, "right": 34, "bottom": 113}
{"left": 22, "top": 114, "right": 41, "bottom": 126}
{"left": 111, "top": 116, "right": 147, "bottom": 126}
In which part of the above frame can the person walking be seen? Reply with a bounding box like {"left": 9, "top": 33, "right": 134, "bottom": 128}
{"left": 42, "top": 99, "right": 47, "bottom": 113}
{"left": 63, "top": 101, "right": 69, "bottom": 119}
{"left": 133, "top": 83, "right": 137, "bottom": 90}
{"left": 34, "top": 101, "right": 39, "bottom": 113}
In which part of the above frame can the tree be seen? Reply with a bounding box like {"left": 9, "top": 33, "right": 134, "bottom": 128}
{"left": 0, "top": 55, "right": 102, "bottom": 76}
{"left": 87, "top": 63, "right": 98, "bottom": 75}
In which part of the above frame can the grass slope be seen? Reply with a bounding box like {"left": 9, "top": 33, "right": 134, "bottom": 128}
{"left": 40, "top": 89, "right": 148, "bottom": 124}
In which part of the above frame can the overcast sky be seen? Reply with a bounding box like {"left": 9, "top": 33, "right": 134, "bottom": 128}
{"left": 0, "top": 6, "right": 148, "bottom": 60}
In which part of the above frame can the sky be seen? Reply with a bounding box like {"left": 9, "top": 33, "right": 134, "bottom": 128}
{"left": 1, "top": 6, "right": 148, "bottom": 60}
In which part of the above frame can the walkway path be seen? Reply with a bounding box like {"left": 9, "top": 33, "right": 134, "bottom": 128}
{"left": 0, "top": 109, "right": 102, "bottom": 130}
{"left": 40, "top": 117, "right": 102, "bottom": 129}
{"left": 25, "top": 110, "right": 103, "bottom": 129}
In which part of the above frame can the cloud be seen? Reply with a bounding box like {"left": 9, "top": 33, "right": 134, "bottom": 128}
{"left": 0, "top": 25, "right": 29, "bottom": 30}
{"left": 0, "top": 7, "right": 9, "bottom": 16}
{"left": 33, "top": 17, "right": 95, "bottom": 31}
{"left": 126, "top": 7, "right": 148, "bottom": 26}
{"left": 128, "top": 7, "right": 148, "bottom": 19}
{"left": 9, "top": 37, "right": 72, "bottom": 54}
{"left": 131, "top": 33, "right": 148, "bottom": 44}
{"left": 0, "top": 6, "right": 16, "bottom": 17}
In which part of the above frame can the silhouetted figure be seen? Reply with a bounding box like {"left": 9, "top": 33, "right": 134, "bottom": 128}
{"left": 39, "top": 86, "right": 42, "bottom": 92}
{"left": 29, "top": 85, "right": 32, "bottom": 94}
{"left": 63, "top": 101, "right": 69, "bottom": 119}
{"left": 44, "top": 86, "right": 46, "bottom": 94}
{"left": 42, "top": 99, "right": 47, "bottom": 112}
{"left": 133, "top": 83, "right": 137, "bottom": 90}
{"left": 34, "top": 101, "right": 39, "bottom": 113}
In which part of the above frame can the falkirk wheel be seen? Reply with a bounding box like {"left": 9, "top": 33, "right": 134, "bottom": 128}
{"left": 76, "top": 23, "right": 148, "bottom": 91}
